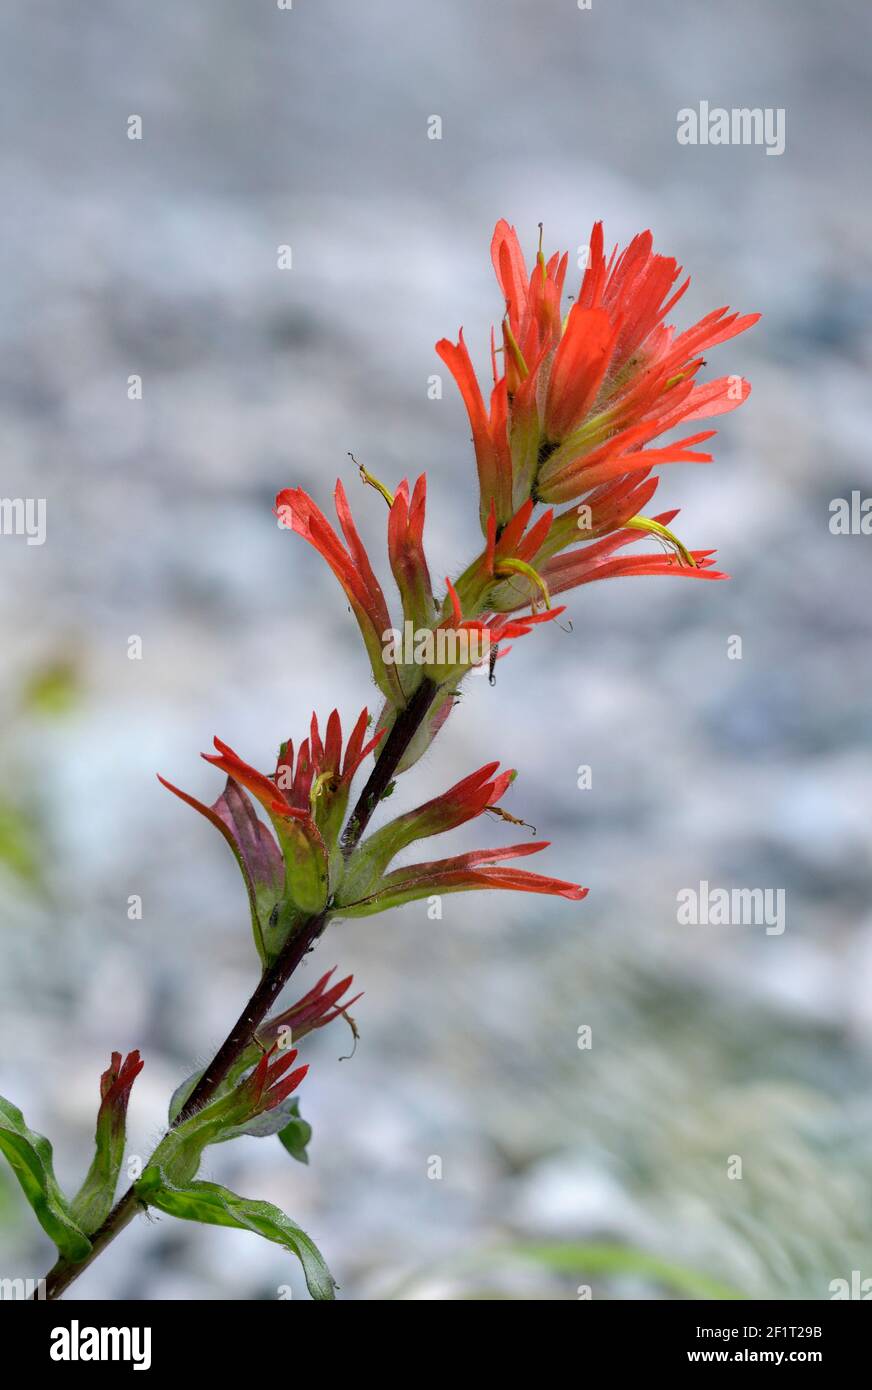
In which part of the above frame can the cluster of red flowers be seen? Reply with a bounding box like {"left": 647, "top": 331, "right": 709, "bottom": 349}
{"left": 161, "top": 217, "right": 757, "bottom": 1057}
{"left": 274, "top": 222, "right": 756, "bottom": 736}
{"left": 161, "top": 704, "right": 586, "bottom": 960}
{"left": 440, "top": 221, "right": 757, "bottom": 524}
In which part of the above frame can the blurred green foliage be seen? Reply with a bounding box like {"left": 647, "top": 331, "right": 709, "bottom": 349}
{"left": 20, "top": 658, "right": 80, "bottom": 719}
{"left": 0, "top": 798, "right": 41, "bottom": 890}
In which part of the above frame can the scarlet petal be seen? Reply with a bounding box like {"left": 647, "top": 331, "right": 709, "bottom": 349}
{"left": 544, "top": 306, "right": 618, "bottom": 441}
{"left": 342, "top": 841, "right": 587, "bottom": 914}
{"left": 436, "top": 332, "right": 513, "bottom": 524}
{"left": 265, "top": 1064, "right": 309, "bottom": 1111}
{"left": 444, "top": 577, "right": 463, "bottom": 626}
{"left": 436, "top": 332, "right": 490, "bottom": 451}
{"left": 324, "top": 709, "right": 342, "bottom": 773}
{"left": 491, "top": 220, "right": 529, "bottom": 334}
{"left": 204, "top": 739, "right": 285, "bottom": 816}
{"left": 100, "top": 1050, "right": 144, "bottom": 1110}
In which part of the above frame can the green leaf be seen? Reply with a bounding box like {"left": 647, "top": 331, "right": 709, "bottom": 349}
{"left": 271, "top": 819, "right": 329, "bottom": 920}
{"left": 167, "top": 1070, "right": 203, "bottom": 1125}
{"left": 0, "top": 1096, "right": 91, "bottom": 1261}
{"left": 145, "top": 1127, "right": 207, "bottom": 1188}
{"left": 136, "top": 1166, "right": 335, "bottom": 1299}
{"left": 70, "top": 1139, "right": 119, "bottom": 1235}
{"left": 211, "top": 1093, "right": 307, "bottom": 1144}
{"left": 22, "top": 658, "right": 81, "bottom": 718}
{"left": 276, "top": 1100, "right": 312, "bottom": 1164}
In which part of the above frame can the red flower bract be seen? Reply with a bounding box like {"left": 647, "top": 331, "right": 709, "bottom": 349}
{"left": 438, "top": 218, "right": 758, "bottom": 522}
{"left": 243, "top": 1046, "right": 308, "bottom": 1116}
{"left": 437, "top": 218, "right": 758, "bottom": 613}
{"left": 338, "top": 761, "right": 587, "bottom": 916}
{"left": 98, "top": 1051, "right": 143, "bottom": 1126}
{"left": 260, "top": 968, "right": 363, "bottom": 1048}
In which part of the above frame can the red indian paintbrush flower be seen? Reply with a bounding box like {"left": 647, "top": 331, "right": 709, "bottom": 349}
{"left": 337, "top": 842, "right": 586, "bottom": 917}
{"left": 437, "top": 219, "right": 758, "bottom": 611}
{"left": 438, "top": 219, "right": 758, "bottom": 522}
{"left": 276, "top": 481, "right": 407, "bottom": 706}
{"left": 337, "top": 760, "right": 586, "bottom": 915}
{"left": 70, "top": 1051, "right": 144, "bottom": 1235}
{"left": 90, "top": 1052, "right": 143, "bottom": 1158}
{"left": 158, "top": 708, "right": 383, "bottom": 966}
{"left": 260, "top": 967, "right": 362, "bottom": 1049}
{"left": 153, "top": 1045, "right": 310, "bottom": 1187}
{"left": 238, "top": 1046, "right": 309, "bottom": 1117}
{"left": 100, "top": 1050, "right": 144, "bottom": 1108}
{"left": 276, "top": 476, "right": 566, "bottom": 762}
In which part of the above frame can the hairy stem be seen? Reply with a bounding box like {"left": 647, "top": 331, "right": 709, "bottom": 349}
{"left": 37, "top": 677, "right": 438, "bottom": 1300}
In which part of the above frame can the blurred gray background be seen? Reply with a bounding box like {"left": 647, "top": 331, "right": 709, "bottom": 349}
{"left": 2, "top": 0, "right": 871, "bottom": 1300}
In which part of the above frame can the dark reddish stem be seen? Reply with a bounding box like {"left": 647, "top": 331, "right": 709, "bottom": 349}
{"left": 341, "top": 676, "right": 437, "bottom": 852}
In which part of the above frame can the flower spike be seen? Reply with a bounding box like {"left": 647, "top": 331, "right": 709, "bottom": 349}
{"left": 438, "top": 219, "right": 758, "bottom": 609}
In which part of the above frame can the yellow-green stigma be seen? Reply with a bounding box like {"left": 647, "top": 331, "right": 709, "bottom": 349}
{"left": 625, "top": 515, "right": 697, "bottom": 567}
{"left": 502, "top": 316, "right": 529, "bottom": 380}
{"left": 350, "top": 452, "right": 394, "bottom": 508}
{"left": 309, "top": 771, "right": 336, "bottom": 810}
{"left": 494, "top": 556, "right": 553, "bottom": 608}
